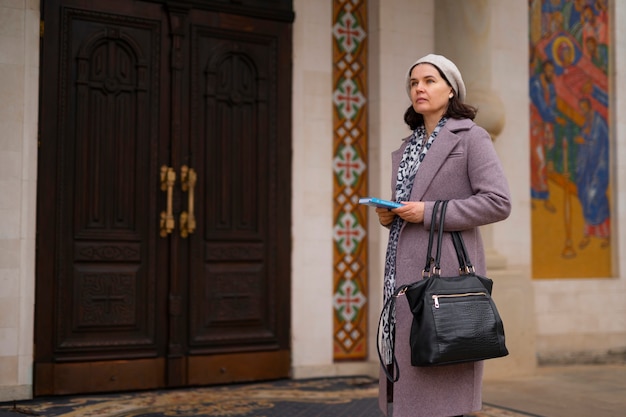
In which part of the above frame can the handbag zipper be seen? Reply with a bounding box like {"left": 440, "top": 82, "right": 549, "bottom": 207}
{"left": 432, "top": 292, "right": 488, "bottom": 308}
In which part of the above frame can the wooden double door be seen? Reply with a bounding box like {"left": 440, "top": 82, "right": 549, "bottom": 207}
{"left": 35, "top": 0, "right": 292, "bottom": 396}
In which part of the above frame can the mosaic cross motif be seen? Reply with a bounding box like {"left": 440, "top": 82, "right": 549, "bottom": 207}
{"left": 332, "top": 9, "right": 366, "bottom": 56}
{"left": 332, "top": 0, "right": 368, "bottom": 360}
{"left": 333, "top": 279, "right": 366, "bottom": 323}
{"left": 333, "top": 212, "right": 366, "bottom": 254}
{"left": 333, "top": 78, "right": 366, "bottom": 120}
{"left": 332, "top": 144, "right": 366, "bottom": 187}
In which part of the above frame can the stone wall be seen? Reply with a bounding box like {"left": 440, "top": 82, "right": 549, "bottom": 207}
{"left": 0, "top": 0, "right": 39, "bottom": 402}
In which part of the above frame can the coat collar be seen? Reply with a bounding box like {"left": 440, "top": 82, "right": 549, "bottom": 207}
{"left": 391, "top": 118, "right": 475, "bottom": 202}
{"left": 440, "top": 117, "right": 474, "bottom": 133}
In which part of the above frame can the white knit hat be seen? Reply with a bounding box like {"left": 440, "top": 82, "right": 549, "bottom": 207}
{"left": 405, "top": 54, "right": 466, "bottom": 103}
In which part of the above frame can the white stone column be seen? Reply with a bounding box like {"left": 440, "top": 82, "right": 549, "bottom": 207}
{"left": 434, "top": 0, "right": 537, "bottom": 378}
{"left": 435, "top": 0, "right": 507, "bottom": 268}
{"left": 368, "top": 0, "right": 436, "bottom": 370}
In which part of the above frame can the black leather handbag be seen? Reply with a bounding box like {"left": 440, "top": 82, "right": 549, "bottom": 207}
{"left": 377, "top": 200, "right": 508, "bottom": 382}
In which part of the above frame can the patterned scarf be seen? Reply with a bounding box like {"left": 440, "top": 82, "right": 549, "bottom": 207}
{"left": 380, "top": 117, "right": 447, "bottom": 365}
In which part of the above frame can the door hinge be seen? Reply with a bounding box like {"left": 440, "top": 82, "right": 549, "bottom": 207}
{"left": 40, "top": 20, "right": 44, "bottom": 38}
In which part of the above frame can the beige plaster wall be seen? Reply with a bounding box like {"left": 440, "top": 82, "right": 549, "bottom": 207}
{"left": 290, "top": 0, "right": 341, "bottom": 378}
{"left": 488, "top": 0, "right": 538, "bottom": 377}
{"left": 0, "top": 0, "right": 39, "bottom": 402}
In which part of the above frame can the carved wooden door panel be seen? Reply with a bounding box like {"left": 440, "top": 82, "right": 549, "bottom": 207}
{"left": 181, "top": 11, "right": 292, "bottom": 386}
{"left": 35, "top": 0, "right": 170, "bottom": 395}
{"left": 35, "top": 0, "right": 292, "bottom": 396}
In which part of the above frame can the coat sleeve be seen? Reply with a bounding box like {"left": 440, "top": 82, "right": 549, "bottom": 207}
{"left": 427, "top": 125, "right": 511, "bottom": 231}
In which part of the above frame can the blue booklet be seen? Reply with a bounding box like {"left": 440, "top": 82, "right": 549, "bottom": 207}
{"left": 358, "top": 197, "right": 402, "bottom": 209}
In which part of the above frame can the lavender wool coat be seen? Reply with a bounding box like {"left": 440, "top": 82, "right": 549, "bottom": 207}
{"left": 378, "top": 118, "right": 511, "bottom": 417}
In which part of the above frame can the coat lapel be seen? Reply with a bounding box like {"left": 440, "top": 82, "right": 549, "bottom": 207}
{"left": 391, "top": 142, "right": 408, "bottom": 197}
{"left": 408, "top": 129, "right": 460, "bottom": 201}
{"left": 391, "top": 119, "right": 474, "bottom": 202}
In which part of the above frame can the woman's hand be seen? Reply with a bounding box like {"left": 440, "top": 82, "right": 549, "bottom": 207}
{"left": 376, "top": 201, "right": 425, "bottom": 225}
{"left": 375, "top": 207, "right": 396, "bottom": 226}
{"left": 393, "top": 201, "right": 425, "bottom": 224}
{"left": 376, "top": 207, "right": 396, "bottom": 226}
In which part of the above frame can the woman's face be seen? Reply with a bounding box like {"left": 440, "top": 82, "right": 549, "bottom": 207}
{"left": 409, "top": 63, "right": 453, "bottom": 121}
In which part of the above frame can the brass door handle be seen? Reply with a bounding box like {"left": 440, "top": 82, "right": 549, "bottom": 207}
{"left": 180, "top": 165, "right": 196, "bottom": 238}
{"left": 160, "top": 165, "right": 176, "bottom": 237}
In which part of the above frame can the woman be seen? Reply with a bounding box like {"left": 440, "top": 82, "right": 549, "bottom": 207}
{"left": 376, "top": 54, "right": 511, "bottom": 417}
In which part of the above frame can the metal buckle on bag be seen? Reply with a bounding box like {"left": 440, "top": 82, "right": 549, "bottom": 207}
{"left": 462, "top": 265, "right": 475, "bottom": 274}
{"left": 396, "top": 287, "right": 408, "bottom": 297}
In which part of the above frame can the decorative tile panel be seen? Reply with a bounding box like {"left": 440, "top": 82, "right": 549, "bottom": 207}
{"left": 332, "top": 0, "right": 368, "bottom": 360}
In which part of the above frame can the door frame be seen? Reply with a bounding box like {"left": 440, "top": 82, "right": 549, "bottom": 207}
{"left": 35, "top": 0, "right": 293, "bottom": 396}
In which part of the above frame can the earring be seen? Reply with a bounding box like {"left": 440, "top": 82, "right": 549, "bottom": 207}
{"left": 449, "top": 94, "right": 453, "bottom": 99}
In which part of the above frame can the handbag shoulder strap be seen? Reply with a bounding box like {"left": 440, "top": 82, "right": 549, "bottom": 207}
{"left": 376, "top": 285, "right": 407, "bottom": 383}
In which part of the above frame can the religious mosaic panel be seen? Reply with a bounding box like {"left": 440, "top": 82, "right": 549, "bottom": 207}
{"left": 529, "top": 0, "right": 611, "bottom": 278}
{"left": 332, "top": 0, "right": 368, "bottom": 359}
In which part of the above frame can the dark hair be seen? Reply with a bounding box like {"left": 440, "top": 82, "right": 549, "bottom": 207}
{"left": 404, "top": 63, "right": 477, "bottom": 130}
{"left": 404, "top": 96, "right": 478, "bottom": 130}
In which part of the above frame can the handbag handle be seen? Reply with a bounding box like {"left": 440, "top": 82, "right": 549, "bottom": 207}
{"left": 452, "top": 231, "right": 475, "bottom": 274}
{"left": 423, "top": 200, "right": 443, "bottom": 277}
{"left": 432, "top": 200, "right": 476, "bottom": 276}
{"left": 451, "top": 231, "right": 467, "bottom": 273}
{"left": 432, "top": 200, "right": 449, "bottom": 277}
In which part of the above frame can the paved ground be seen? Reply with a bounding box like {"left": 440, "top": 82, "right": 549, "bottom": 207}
{"left": 0, "top": 364, "right": 623, "bottom": 416}
{"left": 482, "top": 364, "right": 626, "bottom": 417}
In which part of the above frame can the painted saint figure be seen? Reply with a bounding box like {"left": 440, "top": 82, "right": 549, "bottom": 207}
{"left": 574, "top": 97, "right": 610, "bottom": 248}
{"left": 529, "top": 60, "right": 565, "bottom": 212}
